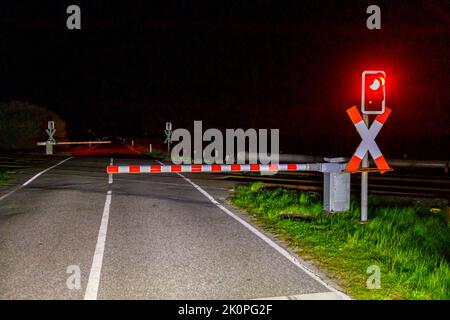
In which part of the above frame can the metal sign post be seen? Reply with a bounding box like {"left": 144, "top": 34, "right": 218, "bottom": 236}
{"left": 347, "top": 70, "right": 389, "bottom": 221}
{"left": 164, "top": 122, "right": 172, "bottom": 153}
{"left": 361, "top": 114, "right": 370, "bottom": 222}
{"left": 45, "top": 121, "right": 56, "bottom": 155}
{"left": 346, "top": 106, "right": 391, "bottom": 221}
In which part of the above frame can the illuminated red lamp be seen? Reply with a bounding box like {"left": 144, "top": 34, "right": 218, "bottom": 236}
{"left": 362, "top": 70, "right": 386, "bottom": 114}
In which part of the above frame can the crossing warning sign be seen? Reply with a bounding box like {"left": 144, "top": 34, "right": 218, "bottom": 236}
{"left": 346, "top": 106, "right": 392, "bottom": 174}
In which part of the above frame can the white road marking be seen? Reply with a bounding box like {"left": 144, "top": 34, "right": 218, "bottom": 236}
{"left": 0, "top": 157, "right": 73, "bottom": 202}
{"left": 121, "top": 142, "right": 141, "bottom": 154}
{"left": 159, "top": 159, "right": 351, "bottom": 300}
{"left": 88, "top": 144, "right": 101, "bottom": 150}
{"left": 108, "top": 158, "right": 113, "bottom": 184}
{"left": 84, "top": 190, "right": 112, "bottom": 300}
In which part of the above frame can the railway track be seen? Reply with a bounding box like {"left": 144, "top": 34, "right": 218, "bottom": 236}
{"left": 220, "top": 171, "right": 450, "bottom": 198}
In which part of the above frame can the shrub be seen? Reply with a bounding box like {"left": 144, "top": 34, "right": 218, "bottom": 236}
{"left": 0, "top": 101, "right": 67, "bottom": 150}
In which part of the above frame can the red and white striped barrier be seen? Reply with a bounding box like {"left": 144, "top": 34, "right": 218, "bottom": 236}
{"left": 37, "top": 141, "right": 111, "bottom": 146}
{"left": 107, "top": 163, "right": 321, "bottom": 174}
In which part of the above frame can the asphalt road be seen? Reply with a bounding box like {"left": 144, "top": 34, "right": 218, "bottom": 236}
{"left": 0, "top": 144, "right": 348, "bottom": 299}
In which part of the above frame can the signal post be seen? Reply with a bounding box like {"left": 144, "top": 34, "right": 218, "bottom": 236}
{"left": 347, "top": 70, "right": 390, "bottom": 222}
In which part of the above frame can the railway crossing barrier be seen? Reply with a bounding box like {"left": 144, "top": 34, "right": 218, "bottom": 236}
{"left": 107, "top": 158, "right": 351, "bottom": 213}
{"left": 37, "top": 140, "right": 112, "bottom": 155}
{"left": 106, "top": 70, "right": 396, "bottom": 217}
{"left": 38, "top": 121, "right": 111, "bottom": 155}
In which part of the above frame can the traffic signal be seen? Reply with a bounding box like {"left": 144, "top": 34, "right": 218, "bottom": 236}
{"left": 361, "top": 70, "right": 386, "bottom": 114}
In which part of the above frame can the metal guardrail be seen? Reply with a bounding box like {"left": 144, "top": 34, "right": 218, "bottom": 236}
{"left": 244, "top": 153, "right": 450, "bottom": 170}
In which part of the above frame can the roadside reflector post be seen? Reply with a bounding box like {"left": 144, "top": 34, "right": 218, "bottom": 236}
{"left": 322, "top": 157, "right": 350, "bottom": 213}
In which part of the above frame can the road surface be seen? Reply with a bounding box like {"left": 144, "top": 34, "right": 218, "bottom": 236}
{"left": 0, "top": 143, "right": 348, "bottom": 299}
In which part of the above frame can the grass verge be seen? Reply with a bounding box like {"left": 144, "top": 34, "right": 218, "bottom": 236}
{"left": 0, "top": 169, "right": 13, "bottom": 184}
{"left": 145, "top": 150, "right": 171, "bottom": 161}
{"left": 230, "top": 182, "right": 450, "bottom": 300}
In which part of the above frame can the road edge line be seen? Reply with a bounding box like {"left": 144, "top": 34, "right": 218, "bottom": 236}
{"left": 0, "top": 156, "right": 73, "bottom": 202}
{"left": 121, "top": 142, "right": 141, "bottom": 154}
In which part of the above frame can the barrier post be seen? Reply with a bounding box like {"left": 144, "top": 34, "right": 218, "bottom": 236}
{"left": 46, "top": 141, "right": 53, "bottom": 155}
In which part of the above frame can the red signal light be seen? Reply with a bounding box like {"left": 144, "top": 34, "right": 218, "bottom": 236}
{"left": 362, "top": 71, "right": 386, "bottom": 114}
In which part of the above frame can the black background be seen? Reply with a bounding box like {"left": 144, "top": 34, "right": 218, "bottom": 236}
{"left": 0, "top": 1, "right": 448, "bottom": 158}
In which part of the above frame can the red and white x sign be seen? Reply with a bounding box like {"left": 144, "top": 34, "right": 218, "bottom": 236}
{"left": 346, "top": 106, "right": 392, "bottom": 174}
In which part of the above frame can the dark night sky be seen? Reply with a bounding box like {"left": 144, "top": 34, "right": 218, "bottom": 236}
{"left": 0, "top": 1, "right": 449, "bottom": 158}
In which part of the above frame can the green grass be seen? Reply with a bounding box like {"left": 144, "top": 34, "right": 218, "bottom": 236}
{"left": 145, "top": 150, "right": 171, "bottom": 161}
{"left": 231, "top": 182, "right": 450, "bottom": 300}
